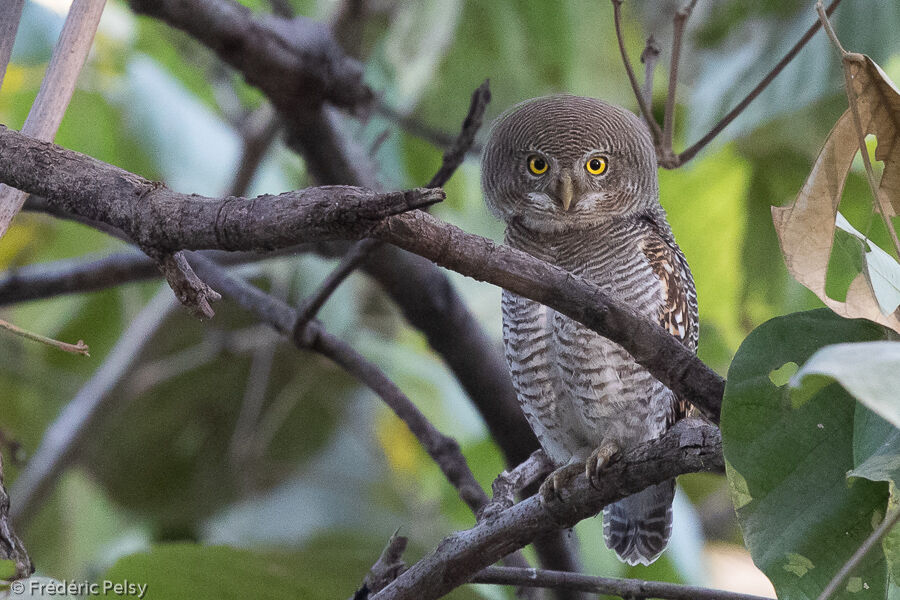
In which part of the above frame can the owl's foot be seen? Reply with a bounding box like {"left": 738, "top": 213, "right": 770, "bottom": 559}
{"left": 539, "top": 461, "right": 584, "bottom": 505}
{"left": 586, "top": 440, "right": 620, "bottom": 491}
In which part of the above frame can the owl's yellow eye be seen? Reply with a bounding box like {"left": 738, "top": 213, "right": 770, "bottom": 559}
{"left": 527, "top": 155, "right": 548, "bottom": 175}
{"left": 586, "top": 156, "right": 608, "bottom": 175}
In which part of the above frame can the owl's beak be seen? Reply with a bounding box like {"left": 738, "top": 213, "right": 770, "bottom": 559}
{"left": 555, "top": 173, "right": 575, "bottom": 212}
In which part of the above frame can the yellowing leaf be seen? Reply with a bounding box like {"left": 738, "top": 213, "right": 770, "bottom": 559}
{"left": 772, "top": 54, "right": 900, "bottom": 333}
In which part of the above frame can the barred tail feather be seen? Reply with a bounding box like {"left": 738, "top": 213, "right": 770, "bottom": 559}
{"left": 602, "top": 479, "right": 675, "bottom": 566}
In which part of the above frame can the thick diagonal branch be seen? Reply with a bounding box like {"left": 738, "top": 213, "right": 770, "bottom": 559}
{"left": 370, "top": 212, "right": 724, "bottom": 422}
{"left": 370, "top": 420, "right": 723, "bottom": 600}
{"left": 0, "top": 127, "right": 723, "bottom": 421}
{"left": 0, "top": 125, "right": 441, "bottom": 253}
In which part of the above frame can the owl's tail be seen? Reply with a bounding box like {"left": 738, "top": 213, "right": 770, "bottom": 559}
{"left": 602, "top": 478, "right": 675, "bottom": 566}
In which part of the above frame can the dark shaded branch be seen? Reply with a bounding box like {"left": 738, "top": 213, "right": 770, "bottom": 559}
{"left": 294, "top": 238, "right": 379, "bottom": 330}
{"left": 0, "top": 248, "right": 312, "bottom": 307}
{"left": 425, "top": 80, "right": 490, "bottom": 189}
{"left": 123, "top": 0, "right": 538, "bottom": 481}
{"left": 296, "top": 81, "right": 491, "bottom": 332}
{"left": 0, "top": 124, "right": 441, "bottom": 253}
{"left": 472, "top": 566, "right": 774, "bottom": 600}
{"left": 361, "top": 532, "right": 408, "bottom": 597}
{"left": 370, "top": 420, "right": 723, "bottom": 600}
{"left": 127, "top": 0, "right": 372, "bottom": 115}
{"left": 0, "top": 128, "right": 722, "bottom": 420}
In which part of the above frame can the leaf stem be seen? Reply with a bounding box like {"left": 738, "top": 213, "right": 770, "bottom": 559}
{"left": 0, "top": 318, "right": 89, "bottom": 356}
{"left": 816, "top": 2, "right": 900, "bottom": 258}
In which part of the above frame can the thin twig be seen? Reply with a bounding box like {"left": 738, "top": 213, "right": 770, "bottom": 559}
{"left": 814, "top": 508, "right": 900, "bottom": 600}
{"left": 293, "top": 81, "right": 491, "bottom": 332}
{"left": 373, "top": 103, "right": 460, "bottom": 151}
{"left": 675, "top": 0, "right": 843, "bottom": 166}
{"left": 0, "top": 318, "right": 89, "bottom": 356}
{"left": 229, "top": 104, "right": 282, "bottom": 198}
{"left": 611, "top": 0, "right": 663, "bottom": 141}
{"left": 662, "top": 0, "right": 698, "bottom": 159}
{"left": 816, "top": 2, "right": 900, "bottom": 257}
{"left": 472, "top": 566, "right": 775, "bottom": 600}
{"left": 294, "top": 238, "right": 379, "bottom": 330}
{"left": 815, "top": 1, "right": 846, "bottom": 54}
{"left": 640, "top": 35, "right": 661, "bottom": 111}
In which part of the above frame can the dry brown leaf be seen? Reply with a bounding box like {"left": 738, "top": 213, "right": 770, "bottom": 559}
{"left": 772, "top": 53, "right": 900, "bottom": 333}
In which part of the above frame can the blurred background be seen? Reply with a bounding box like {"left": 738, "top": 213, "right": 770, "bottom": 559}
{"left": 2, "top": 0, "right": 899, "bottom": 597}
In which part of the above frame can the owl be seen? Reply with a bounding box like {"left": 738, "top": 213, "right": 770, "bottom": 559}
{"left": 481, "top": 95, "right": 698, "bottom": 566}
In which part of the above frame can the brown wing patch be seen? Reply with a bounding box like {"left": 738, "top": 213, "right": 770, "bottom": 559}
{"left": 641, "top": 236, "right": 696, "bottom": 350}
{"left": 641, "top": 229, "right": 699, "bottom": 422}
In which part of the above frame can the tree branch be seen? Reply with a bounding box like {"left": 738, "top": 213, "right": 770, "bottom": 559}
{"left": 0, "top": 452, "right": 32, "bottom": 580}
{"left": 187, "top": 254, "right": 538, "bottom": 581}
{"left": 122, "top": 0, "right": 539, "bottom": 488}
{"left": 0, "top": 127, "right": 723, "bottom": 421}
{"left": 0, "top": 0, "right": 106, "bottom": 239}
{"left": 0, "top": 125, "right": 442, "bottom": 253}
{"left": 472, "top": 566, "right": 774, "bottom": 600}
{"left": 674, "top": 0, "right": 843, "bottom": 166}
{"left": 0, "top": 248, "right": 308, "bottom": 307}
{"left": 612, "top": 0, "right": 662, "bottom": 141}
{"left": 126, "top": 0, "right": 372, "bottom": 115}
{"left": 370, "top": 211, "right": 724, "bottom": 422}
{"left": 0, "top": 0, "right": 25, "bottom": 93}
{"left": 661, "top": 0, "right": 698, "bottom": 165}
{"left": 295, "top": 81, "right": 491, "bottom": 332}
{"left": 370, "top": 420, "right": 723, "bottom": 600}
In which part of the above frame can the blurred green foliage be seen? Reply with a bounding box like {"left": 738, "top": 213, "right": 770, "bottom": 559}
{"left": 2, "top": 0, "right": 900, "bottom": 598}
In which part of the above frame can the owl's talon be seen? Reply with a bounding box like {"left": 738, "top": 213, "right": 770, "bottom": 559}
{"left": 586, "top": 441, "right": 620, "bottom": 491}
{"left": 539, "top": 462, "right": 584, "bottom": 506}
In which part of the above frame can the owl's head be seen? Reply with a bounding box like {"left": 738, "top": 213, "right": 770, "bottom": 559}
{"left": 481, "top": 95, "right": 658, "bottom": 233}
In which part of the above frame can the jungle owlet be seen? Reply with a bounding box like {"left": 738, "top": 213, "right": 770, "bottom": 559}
{"left": 481, "top": 95, "right": 698, "bottom": 566}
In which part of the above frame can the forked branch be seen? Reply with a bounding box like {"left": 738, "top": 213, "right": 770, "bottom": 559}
{"left": 614, "top": 0, "right": 843, "bottom": 168}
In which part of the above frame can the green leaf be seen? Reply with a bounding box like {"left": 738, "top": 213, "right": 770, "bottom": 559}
{"left": 852, "top": 407, "right": 900, "bottom": 487}
{"left": 792, "top": 341, "right": 900, "bottom": 429}
{"left": 0, "top": 559, "right": 16, "bottom": 581}
{"left": 851, "top": 406, "right": 900, "bottom": 586}
{"left": 722, "top": 309, "right": 890, "bottom": 600}
{"left": 105, "top": 544, "right": 316, "bottom": 600}
{"left": 835, "top": 213, "right": 900, "bottom": 317}
{"left": 104, "top": 536, "right": 481, "bottom": 600}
